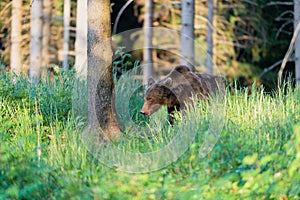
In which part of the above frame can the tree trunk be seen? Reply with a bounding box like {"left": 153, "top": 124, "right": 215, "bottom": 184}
{"left": 143, "top": 0, "right": 154, "bottom": 85}
{"left": 63, "top": 0, "right": 71, "bottom": 70}
{"left": 88, "top": 0, "right": 121, "bottom": 139}
{"left": 74, "top": 0, "right": 87, "bottom": 74}
{"left": 29, "top": 0, "right": 43, "bottom": 81}
{"left": 295, "top": 0, "right": 300, "bottom": 85}
{"left": 10, "top": 0, "right": 22, "bottom": 75}
{"left": 205, "top": 0, "right": 214, "bottom": 74}
{"left": 41, "top": 0, "right": 52, "bottom": 77}
{"left": 180, "top": 0, "right": 195, "bottom": 71}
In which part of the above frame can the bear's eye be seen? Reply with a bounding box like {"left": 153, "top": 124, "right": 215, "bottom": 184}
{"left": 147, "top": 97, "right": 153, "bottom": 102}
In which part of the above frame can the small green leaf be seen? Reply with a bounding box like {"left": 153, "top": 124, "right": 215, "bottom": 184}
{"left": 288, "top": 159, "right": 300, "bottom": 177}
{"left": 243, "top": 153, "right": 258, "bottom": 165}
{"left": 6, "top": 185, "right": 19, "bottom": 198}
{"left": 259, "top": 155, "right": 274, "bottom": 166}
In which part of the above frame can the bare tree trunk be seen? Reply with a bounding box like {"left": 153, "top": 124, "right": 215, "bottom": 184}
{"left": 180, "top": 0, "right": 195, "bottom": 71}
{"left": 205, "top": 0, "right": 214, "bottom": 74}
{"left": 10, "top": 0, "right": 22, "bottom": 75}
{"left": 63, "top": 0, "right": 71, "bottom": 70}
{"left": 143, "top": 0, "right": 154, "bottom": 85}
{"left": 278, "top": 23, "right": 300, "bottom": 87}
{"left": 74, "top": 0, "right": 87, "bottom": 74}
{"left": 88, "top": 0, "right": 121, "bottom": 139}
{"left": 41, "top": 0, "right": 52, "bottom": 77}
{"left": 295, "top": 0, "right": 300, "bottom": 85}
{"left": 75, "top": 0, "right": 87, "bottom": 73}
{"left": 29, "top": 0, "right": 43, "bottom": 81}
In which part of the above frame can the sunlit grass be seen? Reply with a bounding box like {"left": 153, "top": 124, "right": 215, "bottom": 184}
{"left": 0, "top": 72, "right": 299, "bottom": 199}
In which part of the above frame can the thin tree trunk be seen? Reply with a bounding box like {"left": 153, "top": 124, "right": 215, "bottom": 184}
{"left": 180, "top": 0, "right": 195, "bottom": 71}
{"left": 143, "top": 0, "right": 154, "bottom": 85}
{"left": 88, "top": 0, "right": 121, "bottom": 139}
{"left": 63, "top": 0, "right": 71, "bottom": 70}
{"left": 41, "top": 0, "right": 52, "bottom": 77}
{"left": 10, "top": 0, "right": 22, "bottom": 75}
{"left": 29, "top": 0, "right": 43, "bottom": 81}
{"left": 278, "top": 23, "right": 300, "bottom": 87}
{"left": 205, "top": 0, "right": 214, "bottom": 74}
{"left": 294, "top": 0, "right": 300, "bottom": 85}
{"left": 74, "top": 0, "right": 87, "bottom": 74}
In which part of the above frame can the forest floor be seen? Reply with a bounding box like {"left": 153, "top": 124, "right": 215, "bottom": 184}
{"left": 1, "top": 70, "right": 300, "bottom": 199}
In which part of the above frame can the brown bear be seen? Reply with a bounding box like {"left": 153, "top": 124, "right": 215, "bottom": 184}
{"left": 140, "top": 65, "right": 225, "bottom": 125}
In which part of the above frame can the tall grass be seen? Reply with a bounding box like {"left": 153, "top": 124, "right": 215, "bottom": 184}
{"left": 0, "top": 71, "right": 299, "bottom": 199}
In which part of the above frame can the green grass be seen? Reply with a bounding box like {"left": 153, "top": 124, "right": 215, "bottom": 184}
{"left": 0, "top": 70, "right": 299, "bottom": 199}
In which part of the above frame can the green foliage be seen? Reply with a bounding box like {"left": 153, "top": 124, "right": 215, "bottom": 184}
{"left": 0, "top": 70, "right": 76, "bottom": 126}
{"left": 0, "top": 71, "right": 299, "bottom": 199}
{"left": 112, "top": 47, "right": 139, "bottom": 79}
{"left": 128, "top": 85, "right": 149, "bottom": 126}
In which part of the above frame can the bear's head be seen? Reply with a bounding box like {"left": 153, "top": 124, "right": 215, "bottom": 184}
{"left": 140, "top": 77, "right": 175, "bottom": 116}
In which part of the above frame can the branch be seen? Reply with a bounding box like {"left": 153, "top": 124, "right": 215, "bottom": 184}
{"left": 260, "top": 57, "right": 294, "bottom": 77}
{"left": 221, "top": 5, "right": 245, "bottom": 9}
{"left": 0, "top": 2, "right": 12, "bottom": 17}
{"left": 159, "top": 1, "right": 181, "bottom": 7}
{"left": 275, "top": 20, "right": 293, "bottom": 39}
{"left": 278, "top": 22, "right": 300, "bottom": 87}
{"left": 266, "top": 2, "right": 293, "bottom": 6}
{"left": 241, "top": 0, "right": 258, "bottom": 6}
{"left": 275, "top": 10, "right": 294, "bottom": 21}
{"left": 112, "top": 0, "right": 134, "bottom": 34}
{"left": 216, "top": 41, "right": 246, "bottom": 49}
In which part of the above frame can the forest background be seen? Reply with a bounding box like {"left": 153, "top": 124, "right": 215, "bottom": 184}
{"left": 1, "top": 0, "right": 299, "bottom": 89}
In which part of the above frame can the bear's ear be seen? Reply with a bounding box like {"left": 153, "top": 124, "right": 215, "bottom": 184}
{"left": 162, "top": 77, "right": 173, "bottom": 87}
{"left": 148, "top": 77, "right": 155, "bottom": 86}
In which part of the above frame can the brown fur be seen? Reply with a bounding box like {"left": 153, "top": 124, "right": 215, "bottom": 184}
{"left": 140, "top": 65, "right": 225, "bottom": 125}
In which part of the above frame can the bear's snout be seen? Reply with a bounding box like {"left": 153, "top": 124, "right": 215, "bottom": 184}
{"left": 140, "top": 104, "right": 150, "bottom": 116}
{"left": 140, "top": 103, "right": 162, "bottom": 117}
{"left": 140, "top": 110, "right": 148, "bottom": 116}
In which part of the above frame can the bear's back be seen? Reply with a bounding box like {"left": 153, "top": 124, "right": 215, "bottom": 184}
{"left": 174, "top": 65, "right": 191, "bottom": 74}
{"left": 196, "top": 73, "right": 226, "bottom": 95}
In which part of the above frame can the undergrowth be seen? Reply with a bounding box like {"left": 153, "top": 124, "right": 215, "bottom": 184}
{"left": 0, "top": 70, "right": 299, "bottom": 199}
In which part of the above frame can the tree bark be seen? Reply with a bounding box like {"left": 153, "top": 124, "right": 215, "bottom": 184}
{"left": 74, "top": 0, "right": 87, "bottom": 74}
{"left": 88, "top": 0, "right": 121, "bottom": 139}
{"left": 29, "top": 0, "right": 43, "bottom": 81}
{"left": 180, "top": 0, "right": 195, "bottom": 71}
{"left": 63, "top": 0, "right": 71, "bottom": 70}
{"left": 205, "top": 0, "right": 214, "bottom": 74}
{"left": 10, "top": 0, "right": 22, "bottom": 75}
{"left": 41, "top": 0, "right": 52, "bottom": 77}
{"left": 143, "top": 0, "right": 154, "bottom": 85}
{"left": 294, "top": 0, "right": 300, "bottom": 85}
